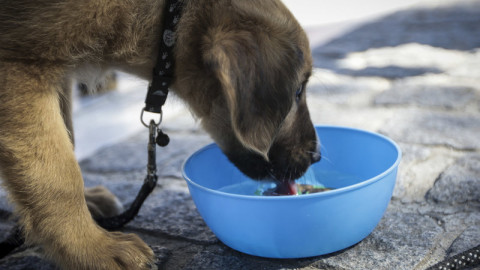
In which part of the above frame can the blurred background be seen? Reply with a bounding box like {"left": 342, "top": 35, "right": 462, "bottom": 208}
{"left": 284, "top": 0, "right": 423, "bottom": 26}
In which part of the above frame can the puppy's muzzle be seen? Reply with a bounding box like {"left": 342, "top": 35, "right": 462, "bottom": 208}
{"left": 310, "top": 147, "right": 321, "bottom": 164}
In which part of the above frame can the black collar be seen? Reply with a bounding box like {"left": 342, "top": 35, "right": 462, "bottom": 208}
{"left": 144, "top": 0, "right": 183, "bottom": 114}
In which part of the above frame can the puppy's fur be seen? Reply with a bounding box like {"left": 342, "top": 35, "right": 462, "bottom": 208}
{"left": 0, "top": 0, "right": 318, "bottom": 269}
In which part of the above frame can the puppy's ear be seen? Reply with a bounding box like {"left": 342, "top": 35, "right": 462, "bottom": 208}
{"left": 202, "top": 29, "right": 291, "bottom": 159}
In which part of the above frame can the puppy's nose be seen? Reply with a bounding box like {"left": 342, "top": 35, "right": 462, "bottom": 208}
{"left": 311, "top": 149, "right": 321, "bottom": 164}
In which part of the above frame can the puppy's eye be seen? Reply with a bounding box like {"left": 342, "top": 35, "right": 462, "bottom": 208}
{"left": 295, "top": 84, "right": 304, "bottom": 102}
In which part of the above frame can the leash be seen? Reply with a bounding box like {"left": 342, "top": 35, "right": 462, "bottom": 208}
{"left": 426, "top": 245, "right": 480, "bottom": 270}
{"left": 98, "top": 0, "right": 183, "bottom": 230}
{"left": 0, "top": 0, "right": 183, "bottom": 257}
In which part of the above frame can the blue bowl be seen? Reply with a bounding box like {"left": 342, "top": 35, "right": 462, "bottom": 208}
{"left": 182, "top": 126, "right": 401, "bottom": 258}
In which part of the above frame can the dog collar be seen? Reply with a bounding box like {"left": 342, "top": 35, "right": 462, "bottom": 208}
{"left": 144, "top": 0, "right": 183, "bottom": 114}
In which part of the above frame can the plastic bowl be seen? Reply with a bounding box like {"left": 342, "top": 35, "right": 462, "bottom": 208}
{"left": 182, "top": 126, "right": 401, "bottom": 258}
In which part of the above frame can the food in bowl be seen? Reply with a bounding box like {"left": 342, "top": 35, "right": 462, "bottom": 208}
{"left": 259, "top": 183, "right": 332, "bottom": 196}
{"left": 220, "top": 166, "right": 333, "bottom": 196}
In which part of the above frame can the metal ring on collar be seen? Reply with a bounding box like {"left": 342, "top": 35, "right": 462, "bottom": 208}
{"left": 140, "top": 108, "right": 163, "bottom": 128}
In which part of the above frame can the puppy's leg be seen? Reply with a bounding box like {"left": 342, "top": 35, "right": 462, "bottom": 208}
{"left": 59, "top": 79, "right": 124, "bottom": 220}
{"left": 0, "top": 62, "right": 154, "bottom": 269}
{"left": 59, "top": 77, "right": 75, "bottom": 145}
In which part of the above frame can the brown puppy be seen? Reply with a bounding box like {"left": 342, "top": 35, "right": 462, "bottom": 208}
{"left": 0, "top": 0, "right": 318, "bottom": 269}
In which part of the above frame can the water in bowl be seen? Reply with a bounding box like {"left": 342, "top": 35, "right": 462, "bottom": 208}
{"left": 217, "top": 167, "right": 361, "bottom": 196}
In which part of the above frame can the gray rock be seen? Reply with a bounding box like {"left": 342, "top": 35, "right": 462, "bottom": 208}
{"left": 314, "top": 206, "right": 444, "bottom": 270}
{"left": 313, "top": 1, "right": 480, "bottom": 70}
{"left": 339, "top": 66, "right": 443, "bottom": 79}
{"left": 130, "top": 189, "right": 217, "bottom": 244}
{"left": 307, "top": 69, "right": 390, "bottom": 105}
{"left": 184, "top": 244, "right": 316, "bottom": 270}
{"left": 375, "top": 85, "right": 477, "bottom": 109}
{"left": 80, "top": 131, "right": 212, "bottom": 177}
{"left": 426, "top": 153, "right": 480, "bottom": 205}
{"left": 380, "top": 109, "right": 480, "bottom": 150}
{"left": 184, "top": 245, "right": 251, "bottom": 270}
{"left": 0, "top": 255, "right": 54, "bottom": 270}
{"left": 396, "top": 143, "right": 432, "bottom": 164}
{"left": 447, "top": 222, "right": 480, "bottom": 258}
{"left": 392, "top": 143, "right": 435, "bottom": 200}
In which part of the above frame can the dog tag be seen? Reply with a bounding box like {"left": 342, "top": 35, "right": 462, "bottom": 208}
{"left": 156, "top": 129, "right": 170, "bottom": 147}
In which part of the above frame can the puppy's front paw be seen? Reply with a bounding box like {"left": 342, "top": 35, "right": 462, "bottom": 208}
{"left": 62, "top": 231, "right": 155, "bottom": 270}
{"left": 101, "top": 231, "right": 156, "bottom": 270}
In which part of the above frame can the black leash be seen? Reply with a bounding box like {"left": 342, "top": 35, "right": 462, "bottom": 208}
{"left": 96, "top": 120, "right": 162, "bottom": 230}
{"left": 426, "top": 245, "right": 480, "bottom": 270}
{"left": 0, "top": 0, "right": 183, "bottom": 258}
{"left": 144, "top": 0, "right": 182, "bottom": 114}
{"left": 99, "top": 0, "right": 183, "bottom": 230}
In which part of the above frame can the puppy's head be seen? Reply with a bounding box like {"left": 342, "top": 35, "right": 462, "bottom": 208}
{"left": 176, "top": 0, "right": 319, "bottom": 183}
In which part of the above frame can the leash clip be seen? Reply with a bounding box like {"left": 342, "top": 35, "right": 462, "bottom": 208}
{"left": 140, "top": 108, "right": 163, "bottom": 128}
{"left": 146, "top": 120, "right": 159, "bottom": 180}
{"left": 141, "top": 108, "right": 170, "bottom": 148}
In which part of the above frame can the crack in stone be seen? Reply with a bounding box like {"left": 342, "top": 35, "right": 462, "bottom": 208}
{"left": 413, "top": 229, "right": 466, "bottom": 270}
{"left": 445, "top": 228, "right": 469, "bottom": 255}
{"left": 425, "top": 172, "right": 445, "bottom": 203}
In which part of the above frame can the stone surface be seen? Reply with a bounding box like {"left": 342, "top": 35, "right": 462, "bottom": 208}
{"left": 338, "top": 65, "right": 443, "bottom": 79}
{"left": 130, "top": 188, "right": 218, "bottom": 244}
{"left": 0, "top": 255, "right": 54, "bottom": 270}
{"left": 375, "top": 84, "right": 477, "bottom": 109}
{"left": 380, "top": 109, "right": 480, "bottom": 150}
{"left": 312, "top": 0, "right": 480, "bottom": 70}
{"left": 313, "top": 205, "right": 445, "bottom": 270}
{"left": 447, "top": 222, "right": 480, "bottom": 257}
{"left": 392, "top": 144, "right": 458, "bottom": 202}
{"left": 80, "top": 132, "right": 212, "bottom": 178}
{"left": 1, "top": 0, "right": 480, "bottom": 269}
{"left": 426, "top": 153, "right": 480, "bottom": 205}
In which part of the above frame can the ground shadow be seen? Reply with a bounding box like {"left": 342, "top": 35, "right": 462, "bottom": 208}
{"left": 312, "top": 1, "right": 480, "bottom": 75}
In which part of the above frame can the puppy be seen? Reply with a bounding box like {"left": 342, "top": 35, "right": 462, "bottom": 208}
{"left": 0, "top": 0, "right": 319, "bottom": 269}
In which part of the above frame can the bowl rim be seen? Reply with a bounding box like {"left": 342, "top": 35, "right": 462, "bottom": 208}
{"left": 182, "top": 125, "right": 402, "bottom": 200}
